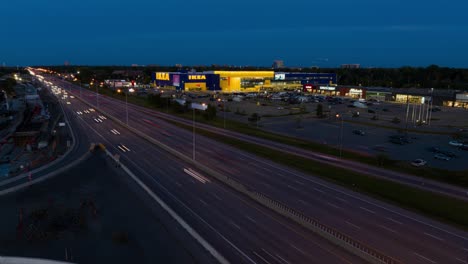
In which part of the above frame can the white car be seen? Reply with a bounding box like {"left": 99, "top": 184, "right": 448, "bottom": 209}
{"left": 434, "top": 154, "right": 451, "bottom": 161}
{"left": 449, "top": 141, "right": 463, "bottom": 147}
{"left": 411, "top": 159, "right": 427, "bottom": 167}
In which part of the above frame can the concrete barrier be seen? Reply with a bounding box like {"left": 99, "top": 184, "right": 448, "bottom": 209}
{"left": 73, "top": 90, "right": 400, "bottom": 264}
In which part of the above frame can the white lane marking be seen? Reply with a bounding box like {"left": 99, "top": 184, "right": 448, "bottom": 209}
{"left": 463, "top": 248, "right": 468, "bottom": 252}
{"left": 230, "top": 221, "right": 241, "bottom": 230}
{"left": 294, "top": 180, "right": 305, "bottom": 185}
{"left": 334, "top": 196, "right": 349, "bottom": 203}
{"left": 414, "top": 252, "right": 437, "bottom": 263}
{"left": 213, "top": 194, "right": 222, "bottom": 201}
{"left": 117, "top": 145, "right": 127, "bottom": 152}
{"left": 313, "top": 187, "right": 325, "bottom": 194}
{"left": 109, "top": 152, "right": 231, "bottom": 264}
{"left": 326, "top": 202, "right": 343, "bottom": 210}
{"left": 233, "top": 148, "right": 468, "bottom": 242}
{"left": 199, "top": 199, "right": 208, "bottom": 206}
{"left": 246, "top": 216, "right": 256, "bottom": 223}
{"left": 456, "top": 257, "right": 468, "bottom": 263}
{"left": 175, "top": 181, "right": 182, "bottom": 187}
{"left": 291, "top": 245, "right": 305, "bottom": 254}
{"left": 287, "top": 185, "right": 299, "bottom": 191}
{"left": 253, "top": 251, "right": 271, "bottom": 264}
{"left": 121, "top": 144, "right": 130, "bottom": 152}
{"left": 424, "top": 232, "right": 445, "bottom": 241}
{"left": 345, "top": 221, "right": 361, "bottom": 230}
{"left": 359, "top": 206, "right": 376, "bottom": 214}
{"left": 377, "top": 224, "right": 398, "bottom": 234}
{"left": 385, "top": 217, "right": 403, "bottom": 225}
{"left": 298, "top": 199, "right": 308, "bottom": 205}
{"left": 275, "top": 254, "right": 291, "bottom": 264}
{"left": 183, "top": 168, "right": 210, "bottom": 184}
{"left": 262, "top": 249, "right": 283, "bottom": 264}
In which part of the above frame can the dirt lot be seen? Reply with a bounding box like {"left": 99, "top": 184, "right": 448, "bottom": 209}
{"left": 0, "top": 154, "right": 196, "bottom": 264}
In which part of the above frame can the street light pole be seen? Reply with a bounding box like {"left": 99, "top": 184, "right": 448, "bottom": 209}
{"left": 336, "top": 114, "right": 344, "bottom": 158}
{"left": 192, "top": 107, "right": 196, "bottom": 161}
{"left": 125, "top": 91, "right": 128, "bottom": 125}
{"left": 96, "top": 85, "right": 99, "bottom": 108}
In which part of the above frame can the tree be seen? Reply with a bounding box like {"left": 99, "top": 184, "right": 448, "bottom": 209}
{"left": 248, "top": 113, "right": 261, "bottom": 125}
{"left": 203, "top": 104, "right": 217, "bottom": 120}
{"left": 316, "top": 104, "right": 323, "bottom": 118}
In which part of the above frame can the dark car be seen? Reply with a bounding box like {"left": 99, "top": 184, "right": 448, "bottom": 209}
{"left": 428, "top": 146, "right": 441, "bottom": 153}
{"left": 459, "top": 145, "right": 468, "bottom": 151}
{"left": 368, "top": 109, "right": 376, "bottom": 114}
{"left": 352, "top": 129, "right": 365, "bottom": 136}
{"left": 382, "top": 108, "right": 390, "bottom": 112}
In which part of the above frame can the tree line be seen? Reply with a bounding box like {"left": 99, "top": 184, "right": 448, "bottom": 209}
{"left": 45, "top": 64, "right": 468, "bottom": 90}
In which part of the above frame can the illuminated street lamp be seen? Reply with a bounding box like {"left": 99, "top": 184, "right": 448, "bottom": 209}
{"left": 117, "top": 88, "right": 129, "bottom": 125}
{"left": 218, "top": 98, "right": 226, "bottom": 129}
{"left": 336, "top": 113, "right": 344, "bottom": 158}
{"left": 193, "top": 103, "right": 206, "bottom": 161}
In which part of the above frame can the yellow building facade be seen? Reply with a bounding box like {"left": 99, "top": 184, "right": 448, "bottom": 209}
{"left": 213, "top": 71, "right": 274, "bottom": 93}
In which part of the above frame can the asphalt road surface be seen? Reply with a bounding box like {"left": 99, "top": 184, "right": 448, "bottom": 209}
{"left": 0, "top": 153, "right": 199, "bottom": 264}
{"left": 40, "top": 74, "right": 468, "bottom": 264}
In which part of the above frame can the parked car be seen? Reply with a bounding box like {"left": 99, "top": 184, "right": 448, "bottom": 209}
{"left": 434, "top": 154, "right": 451, "bottom": 161}
{"left": 459, "top": 145, "right": 468, "bottom": 151}
{"left": 449, "top": 141, "right": 464, "bottom": 147}
{"left": 428, "top": 146, "right": 441, "bottom": 153}
{"left": 411, "top": 159, "right": 427, "bottom": 167}
{"left": 352, "top": 130, "right": 365, "bottom": 136}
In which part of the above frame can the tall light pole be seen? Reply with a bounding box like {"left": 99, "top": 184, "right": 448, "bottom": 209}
{"left": 193, "top": 106, "right": 196, "bottom": 161}
{"left": 218, "top": 98, "right": 226, "bottom": 129}
{"left": 336, "top": 113, "right": 344, "bottom": 158}
{"left": 96, "top": 85, "right": 99, "bottom": 108}
{"left": 192, "top": 103, "right": 206, "bottom": 161}
{"left": 118, "top": 88, "right": 129, "bottom": 125}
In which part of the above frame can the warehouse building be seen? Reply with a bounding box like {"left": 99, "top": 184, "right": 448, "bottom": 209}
{"left": 153, "top": 71, "right": 337, "bottom": 93}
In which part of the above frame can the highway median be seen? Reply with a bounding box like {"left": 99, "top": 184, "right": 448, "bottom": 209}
{"left": 165, "top": 118, "right": 468, "bottom": 231}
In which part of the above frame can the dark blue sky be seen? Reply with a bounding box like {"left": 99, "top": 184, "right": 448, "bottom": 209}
{"left": 2, "top": 0, "right": 468, "bottom": 67}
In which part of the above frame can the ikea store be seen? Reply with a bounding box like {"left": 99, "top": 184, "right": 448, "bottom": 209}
{"left": 152, "top": 71, "right": 337, "bottom": 93}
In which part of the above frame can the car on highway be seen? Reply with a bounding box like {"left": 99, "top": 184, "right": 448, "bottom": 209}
{"left": 434, "top": 154, "right": 451, "bottom": 161}
{"left": 352, "top": 129, "right": 365, "bottom": 136}
{"left": 411, "top": 159, "right": 427, "bottom": 167}
{"left": 449, "top": 140, "right": 464, "bottom": 147}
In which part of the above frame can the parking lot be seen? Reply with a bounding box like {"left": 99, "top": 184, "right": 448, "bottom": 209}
{"left": 186, "top": 91, "right": 468, "bottom": 171}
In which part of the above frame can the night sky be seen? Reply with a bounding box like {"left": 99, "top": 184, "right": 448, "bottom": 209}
{"left": 2, "top": 0, "right": 468, "bottom": 67}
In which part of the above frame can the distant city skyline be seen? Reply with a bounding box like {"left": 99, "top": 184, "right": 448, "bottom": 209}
{"left": 2, "top": 0, "right": 468, "bottom": 67}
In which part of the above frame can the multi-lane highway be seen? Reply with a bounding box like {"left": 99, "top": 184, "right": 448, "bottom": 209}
{"left": 40, "top": 73, "right": 468, "bottom": 264}
{"left": 36, "top": 76, "right": 364, "bottom": 263}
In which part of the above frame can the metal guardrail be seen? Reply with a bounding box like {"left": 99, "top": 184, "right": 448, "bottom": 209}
{"left": 72, "top": 89, "right": 401, "bottom": 264}
{"left": 250, "top": 192, "right": 401, "bottom": 264}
